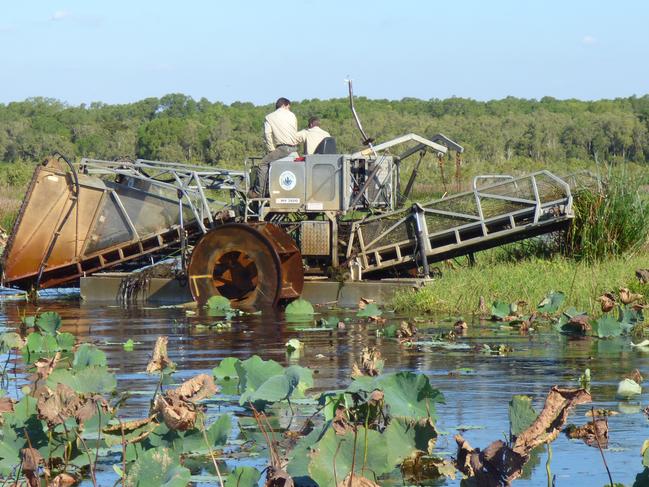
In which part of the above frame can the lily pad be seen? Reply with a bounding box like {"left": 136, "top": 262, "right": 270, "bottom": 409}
{"left": 308, "top": 427, "right": 389, "bottom": 487}
{"left": 73, "top": 343, "right": 107, "bottom": 369}
{"left": 348, "top": 372, "right": 444, "bottom": 421}
{"left": 490, "top": 301, "right": 516, "bottom": 320}
{"left": 47, "top": 366, "right": 117, "bottom": 394}
{"left": 212, "top": 357, "right": 240, "bottom": 381}
{"left": 148, "top": 415, "right": 231, "bottom": 454}
{"left": 593, "top": 315, "right": 624, "bottom": 338}
{"left": 616, "top": 378, "right": 642, "bottom": 399}
{"left": 537, "top": 291, "right": 565, "bottom": 313}
{"left": 642, "top": 440, "right": 649, "bottom": 468}
{"left": 35, "top": 312, "right": 62, "bottom": 335}
{"left": 225, "top": 466, "right": 261, "bottom": 486}
{"left": 509, "top": 395, "right": 537, "bottom": 437}
{"left": 124, "top": 447, "right": 191, "bottom": 486}
{"left": 357, "top": 303, "right": 382, "bottom": 318}
{"left": 285, "top": 338, "right": 303, "bottom": 353}
{"left": 206, "top": 295, "right": 232, "bottom": 312}
{"left": 285, "top": 299, "right": 315, "bottom": 322}
{"left": 0, "top": 332, "right": 24, "bottom": 352}
{"left": 384, "top": 417, "right": 437, "bottom": 466}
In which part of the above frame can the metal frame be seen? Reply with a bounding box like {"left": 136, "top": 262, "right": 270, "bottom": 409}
{"left": 347, "top": 170, "right": 573, "bottom": 275}
{"left": 80, "top": 158, "right": 246, "bottom": 234}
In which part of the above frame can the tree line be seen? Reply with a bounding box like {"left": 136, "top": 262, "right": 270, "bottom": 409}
{"left": 2, "top": 93, "right": 649, "bottom": 169}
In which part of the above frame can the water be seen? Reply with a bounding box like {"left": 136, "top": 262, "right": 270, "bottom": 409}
{"left": 1, "top": 297, "right": 648, "bottom": 486}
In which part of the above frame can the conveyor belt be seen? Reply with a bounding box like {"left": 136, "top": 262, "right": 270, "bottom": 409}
{"left": 347, "top": 170, "right": 573, "bottom": 276}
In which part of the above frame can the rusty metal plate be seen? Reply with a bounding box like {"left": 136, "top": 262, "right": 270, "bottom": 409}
{"left": 300, "top": 221, "right": 330, "bottom": 256}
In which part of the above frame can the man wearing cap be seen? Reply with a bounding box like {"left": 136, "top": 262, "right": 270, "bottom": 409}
{"left": 250, "top": 97, "right": 300, "bottom": 197}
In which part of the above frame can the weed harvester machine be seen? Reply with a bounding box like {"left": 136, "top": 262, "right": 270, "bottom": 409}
{"left": 0, "top": 85, "right": 574, "bottom": 309}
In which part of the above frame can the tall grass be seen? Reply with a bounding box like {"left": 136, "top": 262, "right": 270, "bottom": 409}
{"left": 565, "top": 168, "right": 649, "bottom": 261}
{"left": 392, "top": 255, "right": 648, "bottom": 315}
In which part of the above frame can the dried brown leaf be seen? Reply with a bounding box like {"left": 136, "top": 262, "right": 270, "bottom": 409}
{"left": 31, "top": 352, "right": 61, "bottom": 390}
{"left": 266, "top": 466, "right": 294, "bottom": 487}
{"left": 620, "top": 287, "right": 643, "bottom": 305}
{"left": 625, "top": 369, "right": 644, "bottom": 385}
{"left": 397, "top": 321, "right": 418, "bottom": 341}
{"left": 337, "top": 474, "right": 380, "bottom": 487}
{"left": 36, "top": 383, "right": 109, "bottom": 426}
{"left": 171, "top": 374, "right": 218, "bottom": 403}
{"left": 21, "top": 448, "right": 43, "bottom": 487}
{"left": 146, "top": 336, "right": 175, "bottom": 373}
{"left": 332, "top": 405, "right": 353, "bottom": 436}
{"left": 358, "top": 297, "right": 374, "bottom": 310}
{"left": 567, "top": 314, "right": 592, "bottom": 334}
{"left": 0, "top": 396, "right": 15, "bottom": 414}
{"left": 637, "top": 269, "right": 649, "bottom": 284}
{"left": 352, "top": 347, "right": 383, "bottom": 378}
{"left": 401, "top": 452, "right": 456, "bottom": 482}
{"left": 565, "top": 418, "right": 608, "bottom": 448}
{"left": 154, "top": 395, "right": 196, "bottom": 431}
{"left": 598, "top": 293, "right": 616, "bottom": 313}
{"left": 51, "top": 472, "right": 78, "bottom": 486}
{"left": 454, "top": 320, "right": 468, "bottom": 331}
{"left": 512, "top": 386, "right": 591, "bottom": 456}
{"left": 454, "top": 386, "right": 591, "bottom": 485}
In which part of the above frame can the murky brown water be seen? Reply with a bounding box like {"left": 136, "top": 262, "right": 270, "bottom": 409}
{"left": 1, "top": 296, "right": 648, "bottom": 486}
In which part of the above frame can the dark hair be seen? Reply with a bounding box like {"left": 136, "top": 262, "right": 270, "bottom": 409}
{"left": 308, "top": 116, "right": 320, "bottom": 128}
{"left": 275, "top": 97, "right": 290, "bottom": 109}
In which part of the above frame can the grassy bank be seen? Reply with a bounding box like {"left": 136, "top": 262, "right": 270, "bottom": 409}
{"left": 392, "top": 254, "right": 649, "bottom": 315}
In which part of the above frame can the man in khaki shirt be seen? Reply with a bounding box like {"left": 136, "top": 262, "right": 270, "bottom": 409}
{"left": 251, "top": 97, "right": 300, "bottom": 196}
{"left": 297, "top": 117, "right": 331, "bottom": 154}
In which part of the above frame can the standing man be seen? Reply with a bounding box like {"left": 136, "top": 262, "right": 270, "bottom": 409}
{"left": 297, "top": 116, "right": 331, "bottom": 155}
{"left": 251, "top": 97, "right": 300, "bottom": 197}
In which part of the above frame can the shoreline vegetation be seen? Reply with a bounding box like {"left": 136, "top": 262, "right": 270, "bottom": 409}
{"left": 2, "top": 94, "right": 649, "bottom": 316}
{"left": 393, "top": 254, "right": 648, "bottom": 316}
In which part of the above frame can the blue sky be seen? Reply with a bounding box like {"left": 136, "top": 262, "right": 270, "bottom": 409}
{"left": 1, "top": 0, "right": 648, "bottom": 105}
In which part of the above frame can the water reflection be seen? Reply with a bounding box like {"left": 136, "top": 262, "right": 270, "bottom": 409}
{"left": 1, "top": 298, "right": 648, "bottom": 486}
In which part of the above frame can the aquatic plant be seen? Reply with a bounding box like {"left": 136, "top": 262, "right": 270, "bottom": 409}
{"left": 566, "top": 169, "right": 649, "bottom": 261}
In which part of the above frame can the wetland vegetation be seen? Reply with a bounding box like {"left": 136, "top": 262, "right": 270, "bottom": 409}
{"left": 3, "top": 94, "right": 649, "bottom": 485}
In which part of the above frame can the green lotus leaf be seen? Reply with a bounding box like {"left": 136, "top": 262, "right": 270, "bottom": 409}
{"left": 25, "top": 332, "right": 56, "bottom": 354}
{"left": 537, "top": 291, "right": 565, "bottom": 313}
{"left": 0, "top": 424, "right": 25, "bottom": 476}
{"left": 592, "top": 315, "right": 623, "bottom": 338}
{"left": 212, "top": 357, "right": 240, "bottom": 381}
{"left": 56, "top": 332, "right": 76, "bottom": 350}
{"left": 224, "top": 466, "right": 261, "bottom": 487}
{"left": 308, "top": 427, "right": 389, "bottom": 487}
{"left": 0, "top": 332, "right": 24, "bottom": 352}
{"left": 35, "top": 311, "right": 62, "bottom": 335}
{"left": 285, "top": 299, "right": 315, "bottom": 322}
{"left": 73, "top": 343, "right": 108, "bottom": 369}
{"left": 642, "top": 440, "right": 649, "bottom": 468}
{"left": 235, "top": 355, "right": 284, "bottom": 394}
{"left": 384, "top": 417, "right": 437, "bottom": 466}
{"left": 490, "top": 301, "right": 513, "bottom": 319}
{"left": 206, "top": 295, "right": 233, "bottom": 314}
{"left": 285, "top": 298, "right": 315, "bottom": 315}
{"left": 47, "top": 366, "right": 117, "bottom": 394}
{"left": 377, "top": 372, "right": 444, "bottom": 421}
{"left": 239, "top": 362, "right": 312, "bottom": 407}
{"left": 124, "top": 447, "right": 191, "bottom": 487}
{"left": 509, "top": 395, "right": 537, "bottom": 437}
{"left": 148, "top": 415, "right": 230, "bottom": 454}
{"left": 357, "top": 303, "right": 382, "bottom": 318}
